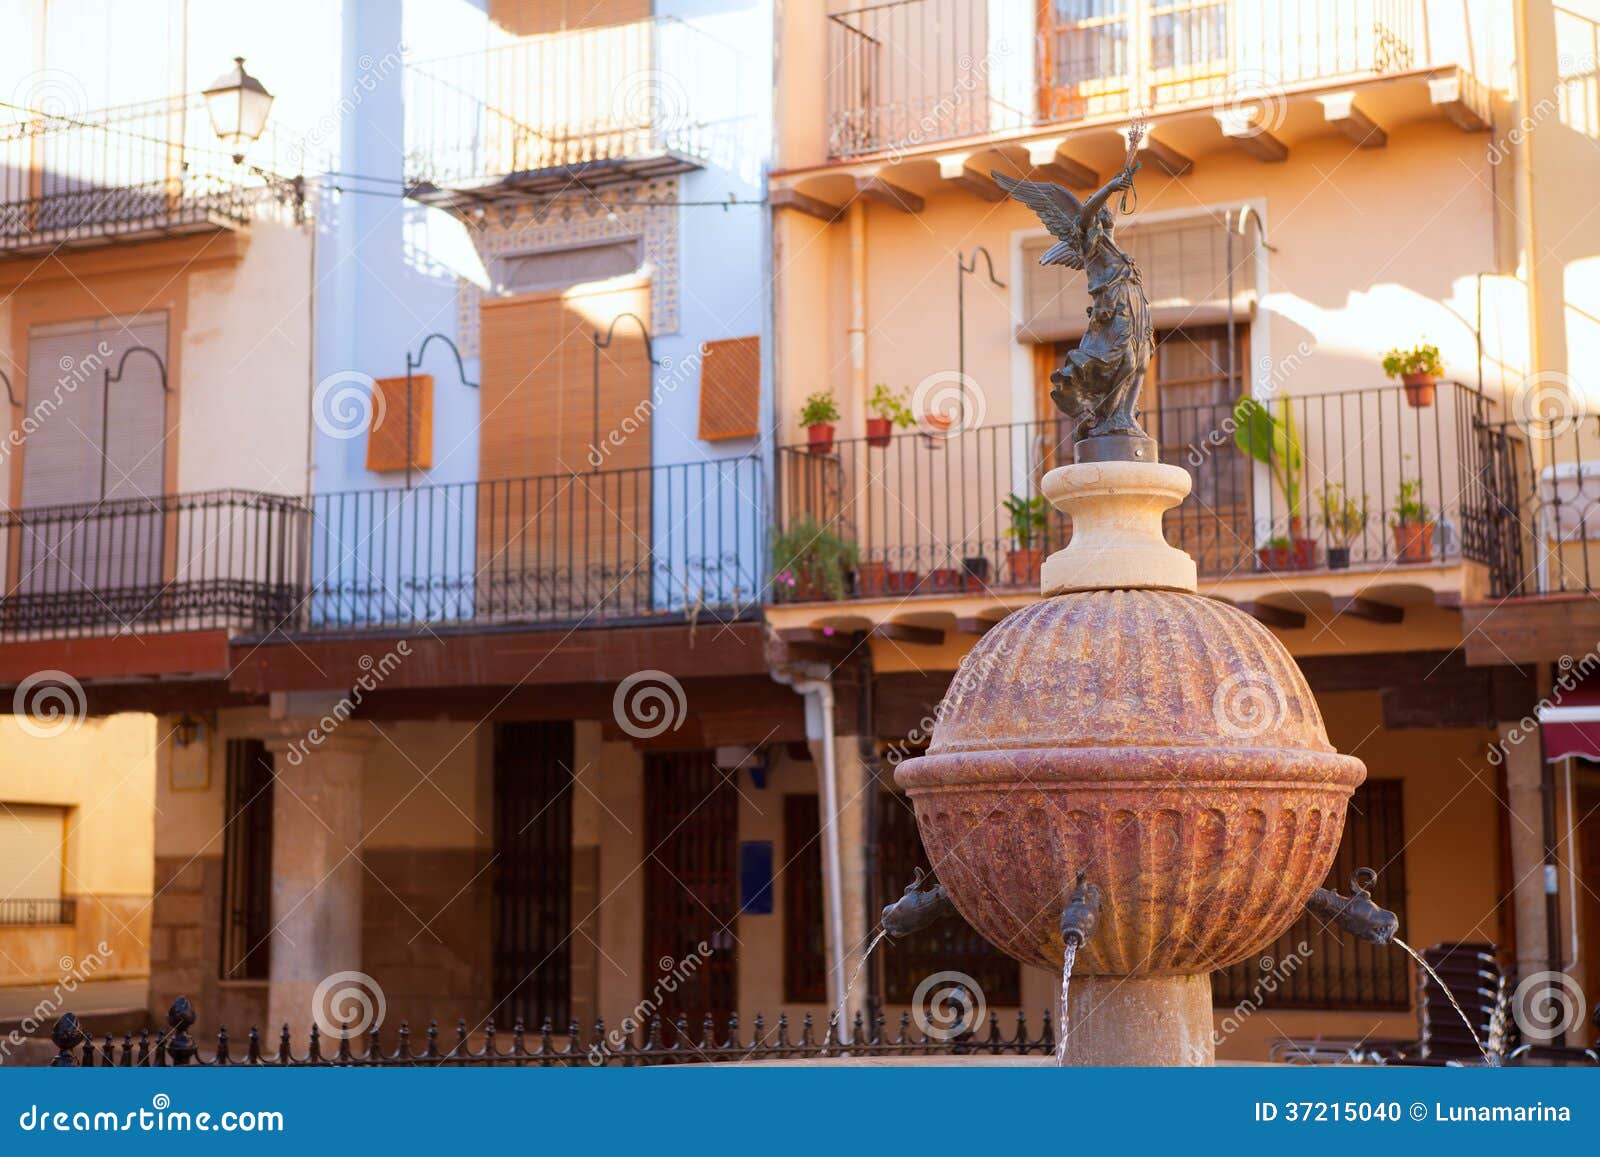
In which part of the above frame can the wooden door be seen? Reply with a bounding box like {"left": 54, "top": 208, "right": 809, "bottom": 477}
{"left": 644, "top": 752, "right": 738, "bottom": 1031}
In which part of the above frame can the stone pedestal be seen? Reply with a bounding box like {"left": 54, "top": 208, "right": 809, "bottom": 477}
{"left": 1062, "top": 975, "right": 1215, "bottom": 1066}
{"left": 262, "top": 728, "right": 373, "bottom": 1033}
{"left": 1041, "top": 461, "right": 1196, "bottom": 595}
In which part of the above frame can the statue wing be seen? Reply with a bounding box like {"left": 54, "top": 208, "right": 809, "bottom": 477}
{"left": 992, "top": 172, "right": 1087, "bottom": 268}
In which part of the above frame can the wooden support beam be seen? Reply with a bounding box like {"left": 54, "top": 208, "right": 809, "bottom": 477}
{"left": 1434, "top": 589, "right": 1463, "bottom": 610}
{"left": 774, "top": 626, "right": 847, "bottom": 646}
{"left": 771, "top": 186, "right": 844, "bottom": 222}
{"left": 936, "top": 153, "right": 1007, "bottom": 201}
{"left": 1022, "top": 139, "right": 1097, "bottom": 188}
{"left": 855, "top": 174, "right": 924, "bottom": 214}
{"left": 1237, "top": 601, "right": 1306, "bottom": 630}
{"left": 1214, "top": 110, "right": 1288, "bottom": 162}
{"left": 1330, "top": 596, "right": 1405, "bottom": 624}
{"left": 1429, "top": 72, "right": 1489, "bottom": 132}
{"left": 870, "top": 621, "right": 946, "bottom": 647}
{"left": 1318, "top": 91, "right": 1387, "bottom": 148}
{"left": 1122, "top": 128, "right": 1191, "bottom": 176}
{"left": 954, "top": 616, "right": 998, "bottom": 636}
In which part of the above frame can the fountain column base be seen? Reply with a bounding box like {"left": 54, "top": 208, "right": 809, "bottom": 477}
{"left": 1062, "top": 974, "right": 1215, "bottom": 1067}
{"left": 1040, "top": 461, "right": 1197, "bottom": 595}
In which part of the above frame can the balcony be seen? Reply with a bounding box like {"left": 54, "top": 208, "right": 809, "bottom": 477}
{"left": 0, "top": 489, "right": 306, "bottom": 642}
{"left": 305, "top": 458, "right": 764, "bottom": 631}
{"left": 403, "top": 16, "right": 741, "bottom": 210}
{"left": 824, "top": 0, "right": 1474, "bottom": 160}
{"left": 773, "top": 382, "right": 1500, "bottom": 628}
{"left": 0, "top": 95, "right": 287, "bottom": 259}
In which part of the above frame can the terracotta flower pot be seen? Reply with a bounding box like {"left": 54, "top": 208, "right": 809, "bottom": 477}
{"left": 1401, "top": 373, "right": 1436, "bottom": 408}
{"left": 924, "top": 567, "right": 962, "bottom": 593}
{"left": 1007, "top": 548, "right": 1043, "bottom": 586}
{"left": 856, "top": 559, "right": 889, "bottom": 597}
{"left": 806, "top": 423, "right": 836, "bottom": 455}
{"left": 865, "top": 417, "right": 893, "bottom": 448}
{"left": 1256, "top": 544, "right": 1293, "bottom": 572}
{"left": 1392, "top": 521, "right": 1435, "bottom": 563}
{"left": 888, "top": 569, "right": 919, "bottom": 593}
{"left": 1291, "top": 536, "right": 1318, "bottom": 569}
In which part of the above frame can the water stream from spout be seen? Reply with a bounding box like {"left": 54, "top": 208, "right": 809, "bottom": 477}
{"left": 835, "top": 926, "right": 890, "bottom": 1045}
{"left": 1392, "top": 936, "right": 1497, "bottom": 1066}
{"left": 1054, "top": 939, "right": 1079, "bottom": 1067}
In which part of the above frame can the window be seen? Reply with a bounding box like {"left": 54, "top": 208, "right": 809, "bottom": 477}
{"left": 783, "top": 794, "right": 828, "bottom": 1003}
{"left": 877, "top": 796, "right": 1021, "bottom": 1006}
{"left": 0, "top": 805, "right": 69, "bottom": 926}
{"left": 497, "top": 239, "right": 642, "bottom": 295}
{"left": 697, "top": 336, "right": 761, "bottom": 442}
{"left": 494, "top": 722, "right": 575, "bottom": 1028}
{"left": 1213, "top": 779, "right": 1410, "bottom": 1011}
{"left": 220, "top": 740, "right": 274, "bottom": 981}
{"left": 365, "top": 375, "right": 433, "bottom": 472}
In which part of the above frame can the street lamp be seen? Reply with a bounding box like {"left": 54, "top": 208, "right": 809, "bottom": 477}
{"left": 202, "top": 57, "right": 275, "bottom": 164}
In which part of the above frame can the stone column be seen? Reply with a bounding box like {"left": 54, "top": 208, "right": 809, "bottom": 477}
{"left": 261, "top": 726, "right": 374, "bottom": 1033}
{"left": 1500, "top": 723, "right": 1552, "bottom": 986}
{"left": 1063, "top": 975, "right": 1215, "bottom": 1066}
{"left": 816, "top": 733, "right": 872, "bottom": 1028}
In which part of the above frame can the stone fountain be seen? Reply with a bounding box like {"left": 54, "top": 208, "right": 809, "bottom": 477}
{"left": 891, "top": 165, "right": 1368, "bottom": 1066}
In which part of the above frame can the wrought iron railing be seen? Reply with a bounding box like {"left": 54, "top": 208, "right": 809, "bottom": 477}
{"left": 1475, "top": 411, "right": 1600, "bottom": 597}
{"left": 44, "top": 997, "right": 1055, "bottom": 1067}
{"left": 307, "top": 457, "right": 764, "bottom": 629}
{"left": 0, "top": 489, "right": 306, "bottom": 640}
{"left": 0, "top": 94, "right": 296, "bottom": 255}
{"left": 403, "top": 16, "right": 741, "bottom": 191}
{"left": 774, "top": 382, "right": 1498, "bottom": 599}
{"left": 826, "top": 0, "right": 1426, "bottom": 157}
{"left": 0, "top": 898, "right": 76, "bottom": 927}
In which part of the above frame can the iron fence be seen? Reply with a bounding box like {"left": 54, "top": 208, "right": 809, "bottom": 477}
{"left": 0, "top": 898, "right": 75, "bottom": 927}
{"left": 774, "top": 382, "right": 1498, "bottom": 599}
{"left": 1474, "top": 413, "right": 1600, "bottom": 597}
{"left": 826, "top": 0, "right": 1425, "bottom": 158}
{"left": 0, "top": 94, "right": 299, "bottom": 256}
{"left": 45, "top": 997, "right": 1055, "bottom": 1067}
{"left": 0, "top": 489, "right": 306, "bottom": 640}
{"left": 403, "top": 16, "right": 741, "bottom": 192}
{"left": 307, "top": 457, "right": 765, "bottom": 629}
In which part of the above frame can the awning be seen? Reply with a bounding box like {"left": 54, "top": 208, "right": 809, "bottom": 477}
{"left": 1536, "top": 683, "right": 1600, "bottom": 762}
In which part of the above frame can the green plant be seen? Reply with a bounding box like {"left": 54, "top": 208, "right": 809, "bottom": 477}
{"left": 1003, "top": 493, "right": 1049, "bottom": 550}
{"left": 1315, "top": 483, "right": 1368, "bottom": 548}
{"left": 1258, "top": 534, "right": 1292, "bottom": 551}
{"left": 1381, "top": 343, "right": 1444, "bottom": 380}
{"left": 1232, "top": 396, "right": 1304, "bottom": 528}
{"left": 799, "top": 391, "right": 841, "bottom": 427}
{"left": 771, "top": 517, "right": 858, "bottom": 600}
{"left": 1391, "top": 478, "right": 1433, "bottom": 527}
{"left": 868, "top": 383, "right": 917, "bottom": 428}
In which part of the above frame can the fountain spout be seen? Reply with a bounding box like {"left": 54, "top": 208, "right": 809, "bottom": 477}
{"left": 1060, "top": 872, "right": 1103, "bottom": 948}
{"left": 1305, "top": 867, "right": 1398, "bottom": 945}
{"left": 881, "top": 867, "right": 956, "bottom": 939}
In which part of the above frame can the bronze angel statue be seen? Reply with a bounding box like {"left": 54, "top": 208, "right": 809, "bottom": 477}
{"left": 994, "top": 164, "right": 1152, "bottom": 445}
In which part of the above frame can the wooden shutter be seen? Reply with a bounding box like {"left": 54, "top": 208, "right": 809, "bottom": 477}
{"left": 697, "top": 336, "right": 761, "bottom": 442}
{"left": 365, "top": 374, "right": 433, "bottom": 472}
{"left": 478, "top": 281, "right": 652, "bottom": 620}
{"left": 0, "top": 805, "right": 65, "bottom": 902}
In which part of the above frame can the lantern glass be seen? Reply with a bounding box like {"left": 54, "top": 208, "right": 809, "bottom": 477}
{"left": 203, "top": 57, "right": 274, "bottom": 160}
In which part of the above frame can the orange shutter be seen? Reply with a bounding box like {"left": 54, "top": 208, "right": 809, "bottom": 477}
{"left": 365, "top": 375, "right": 433, "bottom": 472}
{"left": 696, "top": 336, "right": 761, "bottom": 442}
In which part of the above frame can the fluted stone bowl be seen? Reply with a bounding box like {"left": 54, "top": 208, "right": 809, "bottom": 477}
{"left": 894, "top": 589, "right": 1365, "bottom": 976}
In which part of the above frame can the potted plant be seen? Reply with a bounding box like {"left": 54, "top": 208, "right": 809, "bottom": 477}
{"left": 1382, "top": 343, "right": 1443, "bottom": 408}
{"left": 1316, "top": 483, "right": 1368, "bottom": 570}
{"left": 1256, "top": 535, "right": 1294, "bottom": 572}
{"left": 772, "top": 518, "right": 858, "bottom": 601}
{"left": 800, "top": 391, "right": 841, "bottom": 455}
{"left": 866, "top": 383, "right": 916, "bottom": 448}
{"left": 1390, "top": 478, "right": 1435, "bottom": 563}
{"left": 1003, "top": 492, "right": 1049, "bottom": 586}
{"left": 1233, "top": 396, "right": 1314, "bottom": 565}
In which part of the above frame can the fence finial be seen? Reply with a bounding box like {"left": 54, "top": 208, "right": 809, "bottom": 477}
{"left": 49, "top": 1011, "right": 83, "bottom": 1067}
